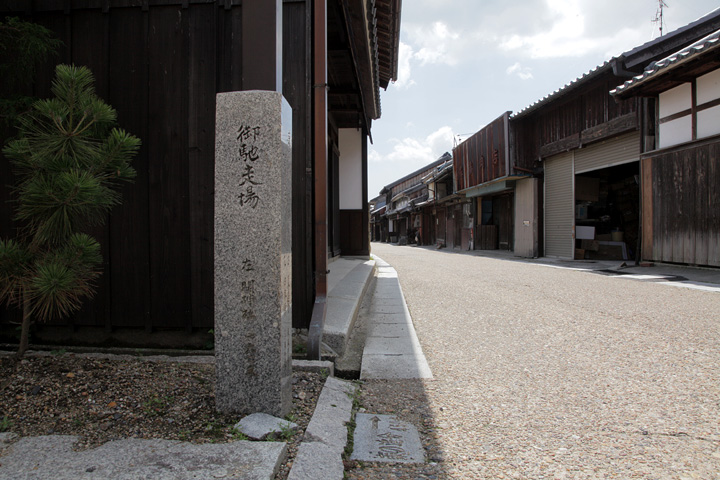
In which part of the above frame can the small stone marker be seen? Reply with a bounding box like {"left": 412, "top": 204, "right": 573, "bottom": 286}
{"left": 235, "top": 412, "right": 299, "bottom": 440}
{"left": 351, "top": 413, "right": 425, "bottom": 463}
{"left": 214, "top": 90, "right": 293, "bottom": 416}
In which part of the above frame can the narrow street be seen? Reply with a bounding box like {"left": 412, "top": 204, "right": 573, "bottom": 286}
{"left": 350, "top": 242, "right": 720, "bottom": 479}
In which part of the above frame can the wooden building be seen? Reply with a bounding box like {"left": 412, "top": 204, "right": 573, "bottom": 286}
{"left": 369, "top": 194, "right": 385, "bottom": 242}
{"left": 611, "top": 27, "right": 720, "bottom": 267}
{"left": 0, "top": 0, "right": 402, "bottom": 346}
{"left": 511, "top": 61, "right": 642, "bottom": 261}
{"left": 374, "top": 153, "right": 449, "bottom": 246}
{"left": 452, "top": 112, "right": 537, "bottom": 254}
{"left": 509, "top": 8, "right": 720, "bottom": 264}
{"left": 416, "top": 155, "right": 455, "bottom": 247}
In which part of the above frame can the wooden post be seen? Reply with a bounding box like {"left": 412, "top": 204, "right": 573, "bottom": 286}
{"left": 242, "top": 0, "right": 282, "bottom": 92}
{"left": 308, "top": 0, "right": 328, "bottom": 359}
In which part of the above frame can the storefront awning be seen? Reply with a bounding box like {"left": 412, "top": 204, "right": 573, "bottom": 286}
{"left": 460, "top": 175, "right": 529, "bottom": 198}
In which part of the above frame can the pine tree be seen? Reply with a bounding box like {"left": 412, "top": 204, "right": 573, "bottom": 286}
{"left": 0, "top": 64, "right": 139, "bottom": 357}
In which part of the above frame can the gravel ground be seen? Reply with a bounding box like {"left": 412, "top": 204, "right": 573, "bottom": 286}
{"left": 0, "top": 351, "right": 324, "bottom": 480}
{"left": 348, "top": 243, "right": 720, "bottom": 479}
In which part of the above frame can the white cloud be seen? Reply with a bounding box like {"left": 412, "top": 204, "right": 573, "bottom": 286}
{"left": 498, "top": 0, "right": 590, "bottom": 58}
{"left": 494, "top": 0, "right": 653, "bottom": 60}
{"left": 506, "top": 62, "right": 534, "bottom": 80}
{"left": 392, "top": 42, "right": 416, "bottom": 89}
{"left": 426, "top": 126, "right": 455, "bottom": 155}
{"left": 391, "top": 21, "right": 462, "bottom": 91}
{"left": 370, "top": 126, "right": 455, "bottom": 166}
{"left": 412, "top": 22, "right": 461, "bottom": 66}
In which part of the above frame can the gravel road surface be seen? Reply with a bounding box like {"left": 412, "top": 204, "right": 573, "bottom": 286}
{"left": 350, "top": 243, "right": 720, "bottom": 479}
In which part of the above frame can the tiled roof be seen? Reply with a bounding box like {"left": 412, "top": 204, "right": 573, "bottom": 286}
{"left": 511, "top": 62, "right": 612, "bottom": 119}
{"left": 611, "top": 28, "right": 720, "bottom": 96}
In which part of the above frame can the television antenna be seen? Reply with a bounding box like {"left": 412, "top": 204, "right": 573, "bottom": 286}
{"left": 652, "top": 0, "right": 669, "bottom": 37}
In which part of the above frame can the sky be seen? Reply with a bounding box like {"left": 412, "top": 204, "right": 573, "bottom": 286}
{"left": 367, "top": 0, "right": 720, "bottom": 198}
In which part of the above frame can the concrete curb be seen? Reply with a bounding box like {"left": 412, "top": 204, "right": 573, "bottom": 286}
{"left": 287, "top": 377, "right": 357, "bottom": 480}
{"left": 323, "top": 260, "right": 376, "bottom": 355}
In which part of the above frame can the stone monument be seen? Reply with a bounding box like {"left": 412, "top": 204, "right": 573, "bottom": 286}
{"left": 214, "top": 90, "right": 292, "bottom": 416}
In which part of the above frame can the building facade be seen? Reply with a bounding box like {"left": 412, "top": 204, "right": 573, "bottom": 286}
{"left": 0, "top": 0, "right": 402, "bottom": 344}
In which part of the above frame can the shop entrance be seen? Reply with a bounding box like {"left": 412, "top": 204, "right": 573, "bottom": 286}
{"left": 575, "top": 162, "right": 640, "bottom": 261}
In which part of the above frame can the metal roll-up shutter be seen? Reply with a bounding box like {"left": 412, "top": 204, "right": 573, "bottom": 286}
{"left": 544, "top": 152, "right": 574, "bottom": 258}
{"left": 575, "top": 132, "right": 640, "bottom": 174}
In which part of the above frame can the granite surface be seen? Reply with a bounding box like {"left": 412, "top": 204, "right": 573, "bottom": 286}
{"left": 214, "top": 91, "right": 293, "bottom": 416}
{"left": 0, "top": 435, "right": 287, "bottom": 480}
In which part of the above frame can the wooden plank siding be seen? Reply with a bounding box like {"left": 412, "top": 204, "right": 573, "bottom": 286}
{"left": 0, "top": 1, "right": 316, "bottom": 332}
{"left": 513, "top": 74, "right": 639, "bottom": 165}
{"left": 644, "top": 140, "right": 720, "bottom": 267}
{"left": 453, "top": 113, "right": 509, "bottom": 191}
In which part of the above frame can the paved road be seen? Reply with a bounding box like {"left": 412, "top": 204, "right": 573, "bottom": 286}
{"left": 362, "top": 243, "right": 720, "bottom": 479}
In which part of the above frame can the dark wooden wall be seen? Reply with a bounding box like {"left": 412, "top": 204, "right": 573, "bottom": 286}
{"left": 513, "top": 73, "right": 639, "bottom": 165}
{"left": 283, "top": 0, "right": 314, "bottom": 329}
{"left": 453, "top": 113, "right": 508, "bottom": 191}
{"left": 643, "top": 140, "right": 720, "bottom": 267}
{"left": 0, "top": 0, "right": 316, "bottom": 333}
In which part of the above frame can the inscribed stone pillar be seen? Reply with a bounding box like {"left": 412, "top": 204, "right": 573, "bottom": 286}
{"left": 214, "top": 90, "right": 292, "bottom": 416}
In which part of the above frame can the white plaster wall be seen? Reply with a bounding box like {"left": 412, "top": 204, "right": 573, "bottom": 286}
{"left": 659, "top": 116, "right": 692, "bottom": 148}
{"left": 698, "top": 105, "right": 720, "bottom": 139}
{"left": 659, "top": 83, "right": 691, "bottom": 117}
{"left": 697, "top": 68, "right": 720, "bottom": 105}
{"left": 338, "top": 128, "right": 363, "bottom": 210}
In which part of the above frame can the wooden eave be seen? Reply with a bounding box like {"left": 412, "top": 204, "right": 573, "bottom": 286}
{"left": 337, "top": 0, "right": 379, "bottom": 123}
{"left": 331, "top": 0, "right": 401, "bottom": 127}
{"left": 613, "top": 52, "right": 720, "bottom": 99}
{"left": 375, "top": 0, "right": 402, "bottom": 89}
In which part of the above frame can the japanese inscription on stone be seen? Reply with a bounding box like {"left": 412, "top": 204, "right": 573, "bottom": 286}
{"left": 236, "top": 125, "right": 263, "bottom": 208}
{"left": 351, "top": 413, "right": 425, "bottom": 464}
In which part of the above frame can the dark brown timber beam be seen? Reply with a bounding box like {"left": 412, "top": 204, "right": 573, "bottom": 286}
{"left": 308, "top": 0, "right": 328, "bottom": 359}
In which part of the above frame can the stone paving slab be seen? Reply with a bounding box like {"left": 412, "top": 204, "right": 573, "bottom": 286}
{"left": 367, "top": 322, "right": 412, "bottom": 337}
{"left": 351, "top": 413, "right": 424, "bottom": 464}
{"left": 361, "top": 256, "right": 432, "bottom": 380}
{"left": 367, "top": 312, "right": 409, "bottom": 324}
{"left": 361, "top": 353, "right": 433, "bottom": 379}
{"left": 302, "top": 377, "right": 356, "bottom": 448}
{"left": 367, "top": 303, "right": 406, "bottom": 314}
{"left": 363, "top": 336, "right": 423, "bottom": 355}
{"left": 0, "top": 435, "right": 286, "bottom": 480}
{"left": 287, "top": 377, "right": 357, "bottom": 480}
{"left": 235, "top": 413, "right": 298, "bottom": 441}
{"left": 287, "top": 442, "right": 343, "bottom": 480}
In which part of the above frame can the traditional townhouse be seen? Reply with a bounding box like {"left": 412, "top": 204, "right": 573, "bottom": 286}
{"left": 375, "top": 153, "right": 450, "bottom": 245}
{"left": 417, "top": 156, "right": 454, "bottom": 247}
{"left": 611, "top": 27, "right": 720, "bottom": 267}
{"left": 0, "top": 0, "right": 402, "bottom": 345}
{"left": 452, "top": 112, "right": 541, "bottom": 255}
{"left": 511, "top": 8, "right": 720, "bottom": 262}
